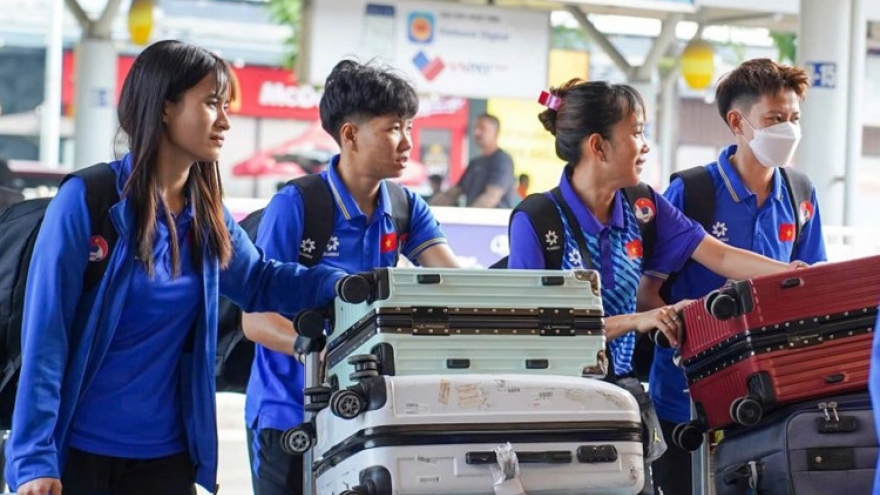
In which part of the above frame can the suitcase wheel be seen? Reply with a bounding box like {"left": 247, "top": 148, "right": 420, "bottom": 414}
{"left": 672, "top": 421, "right": 704, "bottom": 452}
{"left": 348, "top": 354, "right": 380, "bottom": 365}
{"left": 304, "top": 385, "right": 332, "bottom": 412}
{"left": 280, "top": 424, "right": 314, "bottom": 455}
{"left": 341, "top": 489, "right": 367, "bottom": 495}
{"left": 349, "top": 369, "right": 380, "bottom": 382}
{"left": 708, "top": 291, "right": 739, "bottom": 321}
{"left": 330, "top": 389, "right": 366, "bottom": 420}
{"left": 730, "top": 397, "right": 763, "bottom": 426}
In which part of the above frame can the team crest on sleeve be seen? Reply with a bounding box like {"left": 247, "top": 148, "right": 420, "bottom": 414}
{"left": 633, "top": 198, "right": 656, "bottom": 224}
{"left": 89, "top": 235, "right": 109, "bottom": 262}
{"left": 798, "top": 201, "right": 814, "bottom": 224}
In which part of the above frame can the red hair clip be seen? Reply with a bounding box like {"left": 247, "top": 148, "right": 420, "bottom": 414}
{"left": 538, "top": 90, "right": 561, "bottom": 110}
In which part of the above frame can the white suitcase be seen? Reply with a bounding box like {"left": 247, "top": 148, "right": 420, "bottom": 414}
{"left": 326, "top": 268, "right": 607, "bottom": 390}
{"left": 309, "top": 374, "right": 645, "bottom": 495}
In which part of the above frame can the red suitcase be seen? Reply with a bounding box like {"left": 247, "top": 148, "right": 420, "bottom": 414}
{"left": 670, "top": 256, "right": 880, "bottom": 451}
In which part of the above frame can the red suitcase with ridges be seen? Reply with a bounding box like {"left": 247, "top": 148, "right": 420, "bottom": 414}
{"left": 670, "top": 256, "right": 880, "bottom": 451}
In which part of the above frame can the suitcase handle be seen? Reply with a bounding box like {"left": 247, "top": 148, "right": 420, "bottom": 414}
{"left": 780, "top": 277, "right": 803, "bottom": 289}
{"left": 417, "top": 274, "right": 442, "bottom": 284}
{"left": 465, "top": 450, "right": 572, "bottom": 465}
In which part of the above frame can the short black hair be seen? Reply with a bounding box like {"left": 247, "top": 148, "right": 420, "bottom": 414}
{"left": 715, "top": 58, "right": 809, "bottom": 124}
{"left": 319, "top": 60, "right": 419, "bottom": 144}
{"left": 477, "top": 113, "right": 500, "bottom": 131}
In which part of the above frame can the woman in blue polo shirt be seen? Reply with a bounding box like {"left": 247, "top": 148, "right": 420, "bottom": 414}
{"left": 7, "top": 41, "right": 347, "bottom": 495}
{"left": 508, "top": 79, "right": 799, "bottom": 379}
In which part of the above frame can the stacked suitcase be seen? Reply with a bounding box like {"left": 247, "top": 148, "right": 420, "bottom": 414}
{"left": 670, "top": 256, "right": 880, "bottom": 494}
{"left": 285, "top": 268, "right": 650, "bottom": 495}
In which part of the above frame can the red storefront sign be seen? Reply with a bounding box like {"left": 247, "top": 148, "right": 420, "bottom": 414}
{"left": 61, "top": 51, "right": 468, "bottom": 179}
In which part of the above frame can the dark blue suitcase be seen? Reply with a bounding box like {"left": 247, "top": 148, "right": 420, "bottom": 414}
{"left": 714, "top": 393, "right": 876, "bottom": 495}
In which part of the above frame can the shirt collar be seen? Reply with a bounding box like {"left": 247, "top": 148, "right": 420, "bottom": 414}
{"left": 325, "top": 154, "right": 392, "bottom": 221}
{"left": 558, "top": 168, "right": 625, "bottom": 234}
{"left": 717, "top": 144, "right": 786, "bottom": 203}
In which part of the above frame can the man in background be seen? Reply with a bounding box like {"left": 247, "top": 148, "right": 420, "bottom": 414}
{"left": 431, "top": 113, "right": 517, "bottom": 208}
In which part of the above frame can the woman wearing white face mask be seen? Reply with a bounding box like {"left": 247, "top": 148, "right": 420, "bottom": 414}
{"left": 641, "top": 58, "right": 827, "bottom": 495}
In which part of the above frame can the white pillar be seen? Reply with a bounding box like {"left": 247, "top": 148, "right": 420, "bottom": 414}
{"left": 796, "top": 0, "right": 851, "bottom": 225}
{"left": 845, "top": 0, "right": 866, "bottom": 227}
{"left": 40, "top": 0, "right": 64, "bottom": 166}
{"left": 632, "top": 78, "right": 661, "bottom": 188}
{"left": 659, "top": 71, "right": 679, "bottom": 187}
{"left": 73, "top": 38, "right": 118, "bottom": 168}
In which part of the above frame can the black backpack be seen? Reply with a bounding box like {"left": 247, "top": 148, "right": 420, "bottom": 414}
{"left": 490, "top": 184, "right": 657, "bottom": 271}
{"left": 215, "top": 175, "right": 412, "bottom": 393}
{"left": 669, "top": 166, "right": 813, "bottom": 248}
{"left": 0, "top": 163, "right": 118, "bottom": 430}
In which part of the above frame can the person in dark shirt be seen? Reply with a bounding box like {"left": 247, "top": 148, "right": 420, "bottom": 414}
{"left": 432, "top": 113, "right": 517, "bottom": 208}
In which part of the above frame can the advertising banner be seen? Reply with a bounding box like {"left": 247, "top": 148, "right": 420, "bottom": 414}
{"left": 305, "top": 0, "right": 551, "bottom": 99}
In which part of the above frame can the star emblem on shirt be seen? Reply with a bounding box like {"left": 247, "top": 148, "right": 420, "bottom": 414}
{"left": 545, "top": 230, "right": 558, "bottom": 246}
{"left": 326, "top": 236, "right": 340, "bottom": 252}
{"left": 300, "top": 238, "right": 316, "bottom": 254}
{"left": 711, "top": 222, "right": 728, "bottom": 239}
{"left": 567, "top": 249, "right": 582, "bottom": 266}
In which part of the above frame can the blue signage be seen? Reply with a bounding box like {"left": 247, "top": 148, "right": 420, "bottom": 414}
{"left": 808, "top": 62, "right": 837, "bottom": 89}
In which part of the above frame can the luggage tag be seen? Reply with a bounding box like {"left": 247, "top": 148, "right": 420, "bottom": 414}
{"left": 490, "top": 443, "right": 526, "bottom": 495}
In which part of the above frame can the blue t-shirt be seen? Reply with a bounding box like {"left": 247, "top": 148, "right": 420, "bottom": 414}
{"left": 70, "top": 203, "right": 200, "bottom": 458}
{"left": 651, "top": 144, "right": 827, "bottom": 424}
{"left": 870, "top": 308, "right": 880, "bottom": 494}
{"left": 508, "top": 171, "right": 705, "bottom": 376}
{"left": 245, "top": 156, "right": 447, "bottom": 431}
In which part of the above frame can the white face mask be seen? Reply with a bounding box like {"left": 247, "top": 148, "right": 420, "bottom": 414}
{"left": 741, "top": 118, "right": 802, "bottom": 168}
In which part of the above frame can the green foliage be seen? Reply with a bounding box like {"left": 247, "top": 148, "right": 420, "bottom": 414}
{"left": 770, "top": 31, "right": 797, "bottom": 64}
{"left": 267, "top": 0, "right": 301, "bottom": 69}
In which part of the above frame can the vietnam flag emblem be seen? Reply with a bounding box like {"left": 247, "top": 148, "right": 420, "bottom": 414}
{"left": 626, "top": 240, "right": 643, "bottom": 259}
{"left": 779, "top": 223, "right": 795, "bottom": 242}
{"left": 381, "top": 232, "right": 398, "bottom": 253}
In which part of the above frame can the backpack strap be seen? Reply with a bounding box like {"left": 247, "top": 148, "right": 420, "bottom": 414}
{"left": 63, "top": 163, "right": 119, "bottom": 292}
{"left": 500, "top": 192, "right": 566, "bottom": 269}
{"left": 384, "top": 181, "right": 411, "bottom": 264}
{"left": 778, "top": 168, "right": 813, "bottom": 248}
{"left": 550, "top": 187, "right": 594, "bottom": 270}
{"left": 290, "top": 174, "right": 334, "bottom": 268}
{"left": 621, "top": 183, "right": 658, "bottom": 264}
{"left": 669, "top": 167, "right": 716, "bottom": 232}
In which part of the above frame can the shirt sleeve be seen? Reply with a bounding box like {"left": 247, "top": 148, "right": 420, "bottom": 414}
{"left": 507, "top": 211, "right": 547, "bottom": 269}
{"left": 219, "top": 188, "right": 344, "bottom": 316}
{"left": 486, "top": 152, "right": 515, "bottom": 190}
{"left": 791, "top": 188, "right": 827, "bottom": 264}
{"left": 255, "top": 187, "right": 305, "bottom": 262}
{"left": 401, "top": 190, "right": 447, "bottom": 261}
{"left": 643, "top": 187, "right": 706, "bottom": 279}
{"left": 8, "top": 178, "right": 90, "bottom": 487}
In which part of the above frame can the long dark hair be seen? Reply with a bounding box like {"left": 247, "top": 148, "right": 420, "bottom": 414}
{"left": 117, "top": 40, "right": 234, "bottom": 276}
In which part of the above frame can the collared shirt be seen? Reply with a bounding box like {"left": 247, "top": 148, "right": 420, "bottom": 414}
{"left": 70, "top": 203, "right": 199, "bottom": 458}
{"left": 651, "top": 144, "right": 827, "bottom": 423}
{"left": 245, "top": 156, "right": 447, "bottom": 431}
{"left": 508, "top": 171, "right": 705, "bottom": 375}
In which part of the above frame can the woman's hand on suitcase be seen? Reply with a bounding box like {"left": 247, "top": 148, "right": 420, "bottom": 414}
{"left": 18, "top": 477, "right": 62, "bottom": 495}
{"left": 788, "top": 260, "right": 809, "bottom": 270}
{"left": 637, "top": 305, "right": 683, "bottom": 348}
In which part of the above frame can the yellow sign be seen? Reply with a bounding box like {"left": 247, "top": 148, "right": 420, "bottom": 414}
{"left": 128, "top": 0, "right": 154, "bottom": 46}
{"left": 680, "top": 39, "right": 715, "bottom": 90}
{"left": 486, "top": 49, "right": 589, "bottom": 194}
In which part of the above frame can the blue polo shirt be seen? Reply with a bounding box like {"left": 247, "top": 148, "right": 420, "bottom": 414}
{"left": 870, "top": 309, "right": 880, "bottom": 493}
{"left": 70, "top": 202, "right": 200, "bottom": 458}
{"left": 245, "top": 156, "right": 447, "bottom": 432}
{"left": 508, "top": 171, "right": 705, "bottom": 376}
{"left": 651, "top": 144, "right": 827, "bottom": 424}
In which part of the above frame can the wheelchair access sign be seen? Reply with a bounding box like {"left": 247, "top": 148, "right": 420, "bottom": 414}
{"left": 808, "top": 62, "right": 837, "bottom": 89}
